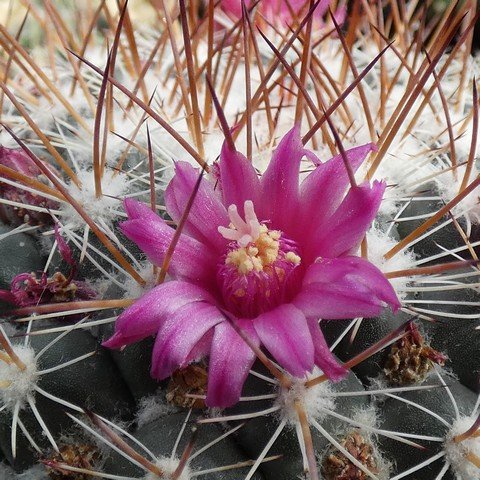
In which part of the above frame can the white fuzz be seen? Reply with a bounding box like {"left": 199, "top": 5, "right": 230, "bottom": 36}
{"left": 136, "top": 392, "right": 176, "bottom": 429}
{"left": 367, "top": 226, "right": 416, "bottom": 299}
{"left": 122, "top": 262, "right": 159, "bottom": 299}
{"left": 275, "top": 368, "right": 335, "bottom": 426}
{"left": 352, "top": 406, "right": 379, "bottom": 432}
{"left": 62, "top": 169, "right": 129, "bottom": 230}
{"left": 351, "top": 407, "right": 392, "bottom": 480}
{"left": 144, "top": 457, "right": 192, "bottom": 480}
{"left": 437, "top": 164, "right": 480, "bottom": 224}
{"left": 0, "top": 345, "right": 38, "bottom": 410}
{"left": 444, "top": 416, "right": 480, "bottom": 480}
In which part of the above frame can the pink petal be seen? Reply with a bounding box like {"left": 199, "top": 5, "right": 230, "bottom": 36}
{"left": 310, "top": 180, "right": 385, "bottom": 259}
{"left": 307, "top": 318, "right": 347, "bottom": 381}
{"left": 254, "top": 304, "right": 314, "bottom": 377}
{"left": 151, "top": 302, "right": 223, "bottom": 379}
{"left": 124, "top": 197, "right": 160, "bottom": 221}
{"left": 165, "top": 162, "right": 229, "bottom": 252}
{"left": 218, "top": 143, "right": 261, "bottom": 213}
{"left": 299, "top": 143, "right": 376, "bottom": 233}
{"left": 294, "top": 257, "right": 400, "bottom": 319}
{"left": 260, "top": 127, "right": 304, "bottom": 234}
{"left": 120, "top": 212, "right": 216, "bottom": 285}
{"left": 102, "top": 281, "right": 215, "bottom": 349}
{"left": 207, "top": 319, "right": 259, "bottom": 408}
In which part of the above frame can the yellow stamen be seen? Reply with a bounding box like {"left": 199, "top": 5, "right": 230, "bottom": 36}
{"left": 285, "top": 252, "right": 301, "bottom": 264}
{"left": 226, "top": 228, "right": 282, "bottom": 274}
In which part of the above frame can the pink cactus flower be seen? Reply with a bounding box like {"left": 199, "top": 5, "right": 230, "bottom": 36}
{"left": 104, "top": 127, "right": 400, "bottom": 407}
{"left": 220, "top": 0, "right": 346, "bottom": 27}
{"left": 0, "top": 146, "right": 59, "bottom": 225}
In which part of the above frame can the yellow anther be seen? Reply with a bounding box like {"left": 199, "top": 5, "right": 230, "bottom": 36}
{"left": 285, "top": 252, "right": 301, "bottom": 265}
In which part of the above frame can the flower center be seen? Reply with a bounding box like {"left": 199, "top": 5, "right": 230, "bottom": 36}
{"left": 217, "top": 201, "right": 301, "bottom": 318}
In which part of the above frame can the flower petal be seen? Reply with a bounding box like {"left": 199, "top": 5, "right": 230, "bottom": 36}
{"left": 218, "top": 143, "right": 261, "bottom": 212}
{"left": 151, "top": 302, "right": 223, "bottom": 380}
{"left": 123, "top": 197, "right": 160, "bottom": 221}
{"left": 310, "top": 180, "right": 386, "bottom": 259}
{"left": 102, "top": 281, "right": 215, "bottom": 349}
{"left": 165, "top": 162, "right": 229, "bottom": 252}
{"left": 294, "top": 257, "right": 400, "bottom": 319}
{"left": 307, "top": 318, "right": 347, "bottom": 382}
{"left": 260, "top": 127, "right": 304, "bottom": 233}
{"left": 254, "top": 304, "right": 314, "bottom": 377}
{"left": 299, "top": 143, "right": 376, "bottom": 230}
{"left": 207, "top": 319, "right": 259, "bottom": 408}
{"left": 120, "top": 206, "right": 216, "bottom": 285}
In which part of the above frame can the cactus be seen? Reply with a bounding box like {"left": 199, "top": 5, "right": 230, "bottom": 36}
{"left": 0, "top": 1, "right": 479, "bottom": 479}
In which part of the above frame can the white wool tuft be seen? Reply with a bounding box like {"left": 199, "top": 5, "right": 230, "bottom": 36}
{"left": 444, "top": 415, "right": 480, "bottom": 480}
{"left": 122, "top": 262, "right": 159, "bottom": 299}
{"left": 437, "top": 164, "right": 480, "bottom": 224}
{"left": 367, "top": 226, "right": 416, "bottom": 300}
{"left": 136, "top": 392, "right": 176, "bottom": 429}
{"left": 144, "top": 457, "right": 192, "bottom": 480}
{"left": 276, "top": 367, "right": 335, "bottom": 426}
{"left": 62, "top": 169, "right": 129, "bottom": 230}
{"left": 0, "top": 345, "right": 38, "bottom": 410}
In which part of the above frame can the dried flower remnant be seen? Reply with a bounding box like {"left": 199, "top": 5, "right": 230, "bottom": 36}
{"left": 0, "top": 225, "right": 95, "bottom": 307}
{"left": 46, "top": 444, "right": 100, "bottom": 480}
{"left": 166, "top": 363, "right": 208, "bottom": 409}
{"left": 0, "top": 271, "right": 96, "bottom": 307}
{"left": 322, "top": 429, "right": 380, "bottom": 480}
{"left": 0, "top": 146, "right": 59, "bottom": 226}
{"left": 383, "top": 323, "right": 447, "bottom": 386}
{"left": 104, "top": 127, "right": 400, "bottom": 407}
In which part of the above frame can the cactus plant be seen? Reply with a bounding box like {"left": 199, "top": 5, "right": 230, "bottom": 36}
{"left": 0, "top": 1, "right": 479, "bottom": 479}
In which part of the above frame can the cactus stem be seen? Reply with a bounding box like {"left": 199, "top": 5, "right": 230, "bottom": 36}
{"left": 384, "top": 162, "right": 480, "bottom": 262}
{"left": 71, "top": 410, "right": 166, "bottom": 476}
{"left": 245, "top": 419, "right": 287, "bottom": 480}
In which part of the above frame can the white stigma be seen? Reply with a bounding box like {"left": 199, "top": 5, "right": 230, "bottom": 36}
{"left": 218, "top": 200, "right": 262, "bottom": 247}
